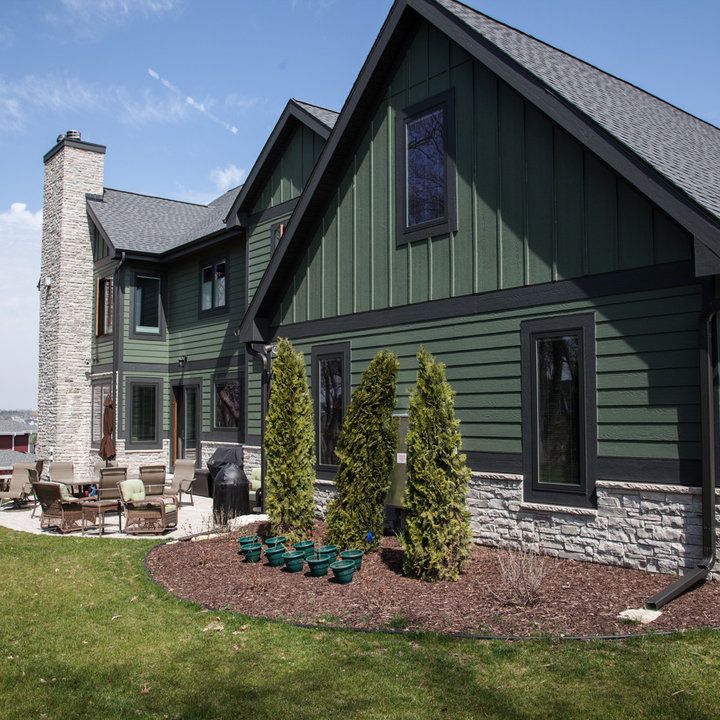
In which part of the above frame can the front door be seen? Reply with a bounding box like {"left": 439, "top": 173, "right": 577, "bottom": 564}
{"left": 173, "top": 384, "right": 198, "bottom": 464}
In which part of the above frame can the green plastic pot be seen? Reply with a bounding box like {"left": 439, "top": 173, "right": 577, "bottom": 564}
{"left": 294, "top": 540, "right": 315, "bottom": 559}
{"left": 329, "top": 560, "right": 355, "bottom": 584}
{"left": 264, "top": 545, "right": 286, "bottom": 567}
{"left": 317, "top": 545, "right": 337, "bottom": 563}
{"left": 242, "top": 543, "right": 263, "bottom": 563}
{"left": 306, "top": 556, "right": 330, "bottom": 577}
{"left": 340, "top": 549, "right": 364, "bottom": 571}
{"left": 265, "top": 536, "right": 286, "bottom": 549}
{"left": 237, "top": 534, "right": 260, "bottom": 548}
{"left": 282, "top": 550, "right": 305, "bottom": 573}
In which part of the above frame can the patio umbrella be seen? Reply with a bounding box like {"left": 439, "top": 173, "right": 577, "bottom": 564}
{"left": 99, "top": 394, "right": 116, "bottom": 465}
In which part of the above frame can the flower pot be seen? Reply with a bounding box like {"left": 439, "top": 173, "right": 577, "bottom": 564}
{"left": 264, "top": 545, "right": 286, "bottom": 567}
{"left": 238, "top": 534, "right": 260, "bottom": 548}
{"left": 282, "top": 550, "right": 305, "bottom": 573}
{"left": 317, "top": 545, "right": 337, "bottom": 563}
{"left": 306, "top": 556, "right": 330, "bottom": 577}
{"left": 294, "top": 540, "right": 315, "bottom": 559}
{"left": 329, "top": 560, "right": 355, "bottom": 584}
{"left": 340, "top": 549, "right": 364, "bottom": 571}
{"left": 265, "top": 536, "right": 286, "bottom": 549}
{"left": 242, "top": 542, "right": 263, "bottom": 563}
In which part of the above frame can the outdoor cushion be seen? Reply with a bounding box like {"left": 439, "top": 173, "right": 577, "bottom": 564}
{"left": 119, "top": 478, "right": 146, "bottom": 503}
{"left": 55, "top": 482, "right": 71, "bottom": 500}
{"left": 163, "top": 504, "right": 177, "bottom": 514}
{"left": 250, "top": 468, "right": 262, "bottom": 492}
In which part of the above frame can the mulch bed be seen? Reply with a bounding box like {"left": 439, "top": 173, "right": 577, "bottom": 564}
{"left": 146, "top": 521, "right": 720, "bottom": 638}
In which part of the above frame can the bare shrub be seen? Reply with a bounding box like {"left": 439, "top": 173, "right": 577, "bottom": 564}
{"left": 492, "top": 539, "right": 547, "bottom": 607}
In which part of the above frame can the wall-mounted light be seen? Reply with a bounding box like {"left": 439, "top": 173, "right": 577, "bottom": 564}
{"left": 177, "top": 356, "right": 187, "bottom": 369}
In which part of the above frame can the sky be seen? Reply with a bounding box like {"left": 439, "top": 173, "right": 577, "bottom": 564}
{"left": 0, "top": 0, "right": 718, "bottom": 409}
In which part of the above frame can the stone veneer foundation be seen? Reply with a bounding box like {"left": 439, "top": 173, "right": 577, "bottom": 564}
{"left": 308, "top": 472, "right": 719, "bottom": 575}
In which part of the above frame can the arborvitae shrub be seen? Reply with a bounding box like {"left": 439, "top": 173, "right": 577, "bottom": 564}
{"left": 402, "top": 346, "right": 471, "bottom": 581}
{"left": 264, "top": 337, "right": 315, "bottom": 543}
{"left": 326, "top": 350, "right": 399, "bottom": 551}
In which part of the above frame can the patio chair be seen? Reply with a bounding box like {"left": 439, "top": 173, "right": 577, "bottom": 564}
{"left": 139, "top": 465, "right": 167, "bottom": 497}
{"left": 166, "top": 459, "right": 196, "bottom": 505}
{"left": 32, "top": 480, "right": 84, "bottom": 533}
{"left": 49, "top": 461, "right": 75, "bottom": 490}
{"left": 81, "top": 466, "right": 126, "bottom": 535}
{"left": 118, "top": 478, "right": 178, "bottom": 535}
{"left": 0, "top": 462, "right": 35, "bottom": 509}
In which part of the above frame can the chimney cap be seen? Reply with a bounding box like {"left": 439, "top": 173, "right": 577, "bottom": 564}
{"left": 44, "top": 131, "right": 106, "bottom": 164}
{"left": 65, "top": 130, "right": 81, "bottom": 140}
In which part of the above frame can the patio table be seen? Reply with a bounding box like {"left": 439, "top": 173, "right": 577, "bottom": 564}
{"left": 53, "top": 477, "right": 96, "bottom": 498}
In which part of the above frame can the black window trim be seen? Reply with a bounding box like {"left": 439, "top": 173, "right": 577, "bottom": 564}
{"left": 395, "top": 87, "right": 457, "bottom": 246}
{"left": 520, "top": 313, "right": 597, "bottom": 508}
{"left": 311, "top": 342, "right": 351, "bottom": 478}
{"left": 129, "top": 271, "right": 166, "bottom": 341}
{"left": 198, "top": 258, "right": 229, "bottom": 317}
{"left": 125, "top": 377, "right": 164, "bottom": 450}
{"left": 90, "top": 377, "right": 113, "bottom": 448}
{"left": 212, "top": 371, "right": 246, "bottom": 436}
{"left": 95, "top": 275, "right": 113, "bottom": 340}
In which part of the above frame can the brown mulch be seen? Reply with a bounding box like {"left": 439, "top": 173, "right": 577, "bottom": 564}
{"left": 146, "top": 521, "right": 720, "bottom": 638}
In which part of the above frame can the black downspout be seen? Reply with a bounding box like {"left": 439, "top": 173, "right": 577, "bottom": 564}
{"left": 111, "top": 251, "right": 126, "bottom": 450}
{"left": 245, "top": 341, "right": 273, "bottom": 512}
{"left": 645, "top": 297, "right": 720, "bottom": 610}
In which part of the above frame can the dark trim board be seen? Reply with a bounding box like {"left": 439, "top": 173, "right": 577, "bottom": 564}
{"left": 123, "top": 355, "right": 242, "bottom": 375}
{"left": 246, "top": 198, "right": 299, "bottom": 227}
{"left": 275, "top": 261, "right": 695, "bottom": 339}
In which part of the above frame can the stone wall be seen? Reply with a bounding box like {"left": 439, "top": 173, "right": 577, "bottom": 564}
{"left": 37, "top": 138, "right": 105, "bottom": 482}
{"left": 110, "top": 439, "right": 171, "bottom": 479}
{"left": 314, "top": 479, "right": 337, "bottom": 518}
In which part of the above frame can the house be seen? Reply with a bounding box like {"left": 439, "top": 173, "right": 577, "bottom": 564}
{"left": 38, "top": 0, "right": 720, "bottom": 576}
{"left": 0, "top": 419, "right": 36, "bottom": 482}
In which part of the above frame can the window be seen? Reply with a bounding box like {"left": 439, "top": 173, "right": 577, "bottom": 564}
{"left": 214, "top": 377, "right": 244, "bottom": 430}
{"left": 270, "top": 223, "right": 284, "bottom": 251}
{"left": 521, "top": 314, "right": 597, "bottom": 507}
{"left": 396, "top": 89, "right": 456, "bottom": 245}
{"left": 91, "top": 381, "right": 112, "bottom": 445}
{"left": 200, "top": 260, "right": 227, "bottom": 312}
{"left": 312, "top": 343, "right": 350, "bottom": 472}
{"left": 126, "top": 379, "right": 162, "bottom": 448}
{"left": 95, "top": 277, "right": 112, "bottom": 337}
{"left": 134, "top": 275, "right": 161, "bottom": 334}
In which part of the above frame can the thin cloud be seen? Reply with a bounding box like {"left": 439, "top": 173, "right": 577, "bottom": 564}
{"left": 0, "top": 24, "right": 13, "bottom": 48}
{"left": 209, "top": 164, "right": 246, "bottom": 193}
{"left": 147, "top": 67, "right": 239, "bottom": 135}
{"left": 0, "top": 203, "right": 42, "bottom": 408}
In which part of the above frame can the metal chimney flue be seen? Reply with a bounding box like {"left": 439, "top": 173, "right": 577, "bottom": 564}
{"left": 65, "top": 130, "right": 81, "bottom": 140}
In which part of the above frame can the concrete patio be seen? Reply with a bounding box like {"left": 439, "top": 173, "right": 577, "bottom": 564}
{"left": 0, "top": 495, "right": 267, "bottom": 540}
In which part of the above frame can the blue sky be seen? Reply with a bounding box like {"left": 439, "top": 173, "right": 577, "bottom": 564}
{"left": 0, "top": 0, "right": 718, "bottom": 409}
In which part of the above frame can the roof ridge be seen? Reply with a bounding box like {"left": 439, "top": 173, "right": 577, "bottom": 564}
{"left": 437, "top": 0, "right": 720, "bottom": 134}
{"left": 292, "top": 98, "right": 339, "bottom": 115}
{"left": 102, "top": 187, "right": 211, "bottom": 208}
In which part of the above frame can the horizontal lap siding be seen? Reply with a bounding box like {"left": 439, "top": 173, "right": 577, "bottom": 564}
{"left": 247, "top": 213, "right": 292, "bottom": 303}
{"left": 275, "top": 21, "right": 692, "bottom": 325}
{"left": 266, "top": 283, "right": 703, "bottom": 463}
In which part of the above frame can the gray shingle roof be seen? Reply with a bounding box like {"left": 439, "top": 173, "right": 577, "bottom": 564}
{"left": 293, "top": 100, "right": 339, "bottom": 130}
{"left": 0, "top": 419, "right": 31, "bottom": 434}
{"left": 0, "top": 450, "right": 35, "bottom": 469}
{"left": 437, "top": 0, "right": 720, "bottom": 222}
{"left": 87, "top": 185, "right": 242, "bottom": 255}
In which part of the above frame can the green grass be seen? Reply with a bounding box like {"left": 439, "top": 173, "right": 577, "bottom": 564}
{"left": 2, "top": 527, "right": 720, "bottom": 720}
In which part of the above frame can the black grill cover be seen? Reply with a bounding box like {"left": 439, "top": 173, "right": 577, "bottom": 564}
{"left": 206, "top": 446, "right": 245, "bottom": 480}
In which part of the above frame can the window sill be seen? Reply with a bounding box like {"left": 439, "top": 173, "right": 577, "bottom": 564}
{"left": 519, "top": 501, "right": 598, "bottom": 517}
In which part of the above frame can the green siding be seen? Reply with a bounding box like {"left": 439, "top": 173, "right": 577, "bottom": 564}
{"left": 256, "top": 283, "right": 703, "bottom": 463}
{"left": 275, "top": 20, "right": 692, "bottom": 325}
{"left": 251, "top": 123, "right": 324, "bottom": 214}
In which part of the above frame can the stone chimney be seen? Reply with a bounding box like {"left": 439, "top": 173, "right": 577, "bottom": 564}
{"left": 37, "top": 131, "right": 106, "bottom": 480}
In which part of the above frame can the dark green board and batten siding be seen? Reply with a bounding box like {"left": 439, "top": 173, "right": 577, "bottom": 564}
{"left": 273, "top": 21, "right": 691, "bottom": 327}
{"left": 246, "top": 212, "right": 293, "bottom": 302}
{"left": 257, "top": 281, "right": 705, "bottom": 484}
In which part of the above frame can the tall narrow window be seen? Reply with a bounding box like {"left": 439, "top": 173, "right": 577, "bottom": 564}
{"left": 214, "top": 377, "right": 244, "bottom": 430}
{"left": 134, "top": 276, "right": 160, "bottom": 334}
{"left": 128, "top": 381, "right": 160, "bottom": 446}
{"left": 312, "top": 343, "right": 350, "bottom": 472}
{"left": 521, "top": 314, "right": 596, "bottom": 507}
{"left": 396, "top": 89, "right": 456, "bottom": 245}
{"left": 270, "top": 223, "right": 284, "bottom": 251}
{"left": 95, "top": 277, "right": 112, "bottom": 336}
{"left": 200, "top": 260, "right": 227, "bottom": 312}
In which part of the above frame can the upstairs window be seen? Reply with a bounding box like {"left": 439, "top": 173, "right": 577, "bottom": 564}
{"left": 396, "top": 89, "right": 456, "bottom": 245}
{"left": 95, "top": 277, "right": 112, "bottom": 337}
{"left": 134, "top": 275, "right": 161, "bottom": 335}
{"left": 201, "top": 260, "right": 227, "bottom": 311}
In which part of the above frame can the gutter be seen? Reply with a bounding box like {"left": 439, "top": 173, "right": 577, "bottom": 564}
{"left": 646, "top": 297, "right": 720, "bottom": 610}
{"left": 244, "top": 342, "right": 274, "bottom": 512}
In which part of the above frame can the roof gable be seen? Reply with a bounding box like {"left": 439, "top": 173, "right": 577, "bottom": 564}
{"left": 238, "top": 0, "right": 720, "bottom": 341}
{"left": 224, "top": 99, "right": 338, "bottom": 224}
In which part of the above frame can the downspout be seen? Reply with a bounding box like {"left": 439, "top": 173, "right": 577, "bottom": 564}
{"left": 245, "top": 341, "right": 273, "bottom": 512}
{"left": 645, "top": 297, "right": 720, "bottom": 610}
{"left": 111, "top": 251, "right": 126, "bottom": 438}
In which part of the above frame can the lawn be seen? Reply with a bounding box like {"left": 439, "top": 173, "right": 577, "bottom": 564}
{"left": 1, "top": 527, "right": 720, "bottom": 720}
